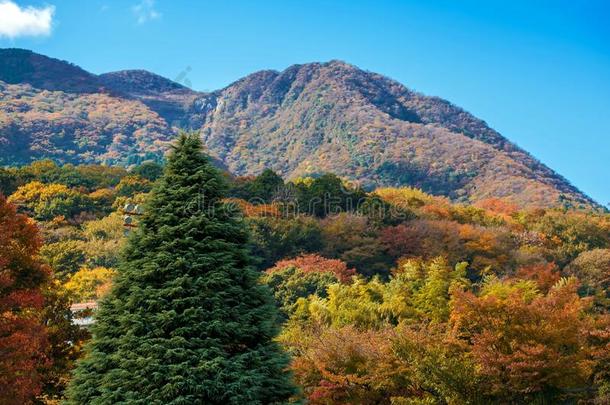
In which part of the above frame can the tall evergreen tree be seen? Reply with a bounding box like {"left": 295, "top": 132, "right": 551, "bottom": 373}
{"left": 66, "top": 133, "right": 296, "bottom": 404}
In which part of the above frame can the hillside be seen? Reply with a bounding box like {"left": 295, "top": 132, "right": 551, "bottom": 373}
{"left": 0, "top": 48, "right": 101, "bottom": 93}
{"left": 0, "top": 48, "right": 597, "bottom": 208}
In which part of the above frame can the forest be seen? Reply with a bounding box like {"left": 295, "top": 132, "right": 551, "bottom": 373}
{"left": 1, "top": 134, "right": 609, "bottom": 404}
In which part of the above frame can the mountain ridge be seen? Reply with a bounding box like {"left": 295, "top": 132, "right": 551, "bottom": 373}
{"left": 0, "top": 48, "right": 598, "bottom": 208}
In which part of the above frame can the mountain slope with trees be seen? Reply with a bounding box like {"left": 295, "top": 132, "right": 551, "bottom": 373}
{"left": 0, "top": 48, "right": 597, "bottom": 208}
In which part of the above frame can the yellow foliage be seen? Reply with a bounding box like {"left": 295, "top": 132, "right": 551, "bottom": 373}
{"left": 64, "top": 266, "right": 116, "bottom": 302}
{"left": 8, "top": 181, "right": 91, "bottom": 220}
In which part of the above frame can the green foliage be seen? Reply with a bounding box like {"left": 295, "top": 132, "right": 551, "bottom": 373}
{"left": 40, "top": 240, "right": 87, "bottom": 282}
{"left": 2, "top": 155, "right": 609, "bottom": 402}
{"left": 285, "top": 258, "right": 468, "bottom": 329}
{"left": 131, "top": 161, "right": 164, "bottom": 181}
{"left": 39, "top": 281, "right": 90, "bottom": 403}
{"left": 13, "top": 159, "right": 128, "bottom": 191}
{"left": 66, "top": 133, "right": 296, "bottom": 404}
{"left": 281, "top": 263, "right": 610, "bottom": 404}
{"left": 229, "top": 169, "right": 285, "bottom": 203}
{"left": 300, "top": 277, "right": 404, "bottom": 329}
{"left": 248, "top": 215, "right": 323, "bottom": 270}
{"left": 407, "top": 258, "right": 469, "bottom": 323}
{"left": 261, "top": 266, "right": 338, "bottom": 319}
{"left": 525, "top": 209, "right": 610, "bottom": 265}
{"left": 0, "top": 166, "right": 20, "bottom": 196}
{"left": 291, "top": 173, "right": 367, "bottom": 218}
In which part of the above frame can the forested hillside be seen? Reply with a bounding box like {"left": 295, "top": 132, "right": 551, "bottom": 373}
{"left": 1, "top": 152, "right": 609, "bottom": 403}
{"left": 0, "top": 48, "right": 598, "bottom": 208}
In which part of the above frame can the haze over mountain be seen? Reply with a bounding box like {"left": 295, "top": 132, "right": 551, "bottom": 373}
{"left": 0, "top": 48, "right": 597, "bottom": 208}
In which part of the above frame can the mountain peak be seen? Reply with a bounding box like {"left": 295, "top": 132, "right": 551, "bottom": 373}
{"left": 0, "top": 48, "right": 100, "bottom": 93}
{"left": 99, "top": 69, "right": 193, "bottom": 95}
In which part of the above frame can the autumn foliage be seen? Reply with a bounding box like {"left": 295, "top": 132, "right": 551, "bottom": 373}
{"left": 267, "top": 254, "right": 356, "bottom": 283}
{"left": 1, "top": 157, "right": 610, "bottom": 403}
{"left": 0, "top": 194, "right": 51, "bottom": 404}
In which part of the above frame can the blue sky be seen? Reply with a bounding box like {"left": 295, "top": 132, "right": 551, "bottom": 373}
{"left": 1, "top": 0, "right": 609, "bottom": 206}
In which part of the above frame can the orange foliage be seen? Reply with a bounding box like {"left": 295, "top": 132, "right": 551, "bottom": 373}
{"left": 224, "top": 198, "right": 281, "bottom": 218}
{"left": 381, "top": 219, "right": 514, "bottom": 273}
{"left": 287, "top": 326, "right": 413, "bottom": 404}
{"left": 475, "top": 197, "right": 519, "bottom": 217}
{"left": 450, "top": 280, "right": 606, "bottom": 399}
{"left": 515, "top": 262, "right": 562, "bottom": 293}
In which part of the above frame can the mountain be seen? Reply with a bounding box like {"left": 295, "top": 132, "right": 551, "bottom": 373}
{"left": 0, "top": 48, "right": 101, "bottom": 93}
{"left": 0, "top": 48, "right": 597, "bottom": 208}
{"left": 98, "top": 70, "right": 200, "bottom": 127}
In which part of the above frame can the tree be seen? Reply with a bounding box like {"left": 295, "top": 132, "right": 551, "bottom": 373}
{"left": 381, "top": 219, "right": 515, "bottom": 278}
{"left": 251, "top": 169, "right": 285, "bottom": 203}
{"left": 320, "top": 213, "right": 392, "bottom": 277}
{"left": 88, "top": 188, "right": 117, "bottom": 214}
{"left": 248, "top": 215, "right": 323, "bottom": 270}
{"left": 79, "top": 213, "right": 126, "bottom": 269}
{"left": 515, "top": 262, "right": 561, "bottom": 293}
{"left": 262, "top": 255, "right": 355, "bottom": 319}
{"left": 66, "top": 133, "right": 296, "bottom": 404}
{"left": 281, "top": 325, "right": 414, "bottom": 404}
{"left": 450, "top": 277, "right": 604, "bottom": 403}
{"left": 64, "top": 266, "right": 116, "bottom": 302}
{"left": 228, "top": 170, "right": 284, "bottom": 203}
{"left": 114, "top": 175, "right": 152, "bottom": 197}
{"left": 39, "top": 240, "right": 87, "bottom": 282}
{"left": 268, "top": 254, "right": 356, "bottom": 283}
{"left": 524, "top": 210, "right": 610, "bottom": 266}
{"left": 0, "top": 194, "right": 51, "bottom": 404}
{"left": 567, "top": 248, "right": 610, "bottom": 299}
{"left": 0, "top": 167, "right": 21, "bottom": 196}
{"left": 7, "top": 181, "right": 93, "bottom": 221}
{"left": 292, "top": 174, "right": 366, "bottom": 218}
{"left": 131, "top": 161, "right": 164, "bottom": 182}
{"left": 407, "top": 258, "right": 469, "bottom": 323}
{"left": 39, "top": 281, "right": 90, "bottom": 403}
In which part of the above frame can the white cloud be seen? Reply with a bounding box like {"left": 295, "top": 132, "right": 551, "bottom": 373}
{"left": 132, "top": 0, "right": 160, "bottom": 24}
{"left": 0, "top": 1, "right": 54, "bottom": 39}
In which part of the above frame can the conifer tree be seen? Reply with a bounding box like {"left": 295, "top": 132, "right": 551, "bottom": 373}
{"left": 66, "top": 133, "right": 296, "bottom": 404}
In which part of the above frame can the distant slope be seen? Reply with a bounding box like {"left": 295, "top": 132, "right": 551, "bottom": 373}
{"left": 197, "top": 61, "right": 594, "bottom": 207}
{"left": 0, "top": 48, "right": 101, "bottom": 93}
{"left": 0, "top": 81, "right": 173, "bottom": 165}
{"left": 99, "top": 70, "right": 200, "bottom": 128}
{"left": 0, "top": 48, "right": 597, "bottom": 208}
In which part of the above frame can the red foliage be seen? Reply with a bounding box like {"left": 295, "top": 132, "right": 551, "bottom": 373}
{"left": 0, "top": 194, "right": 51, "bottom": 404}
{"left": 267, "top": 254, "right": 356, "bottom": 283}
{"left": 515, "top": 262, "right": 562, "bottom": 293}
